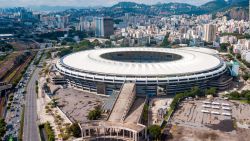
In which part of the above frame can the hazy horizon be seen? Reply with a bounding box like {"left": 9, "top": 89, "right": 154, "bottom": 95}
{"left": 0, "top": 0, "right": 213, "bottom": 8}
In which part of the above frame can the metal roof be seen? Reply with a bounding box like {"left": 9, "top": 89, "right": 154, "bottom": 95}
{"left": 60, "top": 47, "right": 223, "bottom": 77}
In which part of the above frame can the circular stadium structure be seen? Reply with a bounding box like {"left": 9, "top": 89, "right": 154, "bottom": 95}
{"left": 55, "top": 47, "right": 232, "bottom": 96}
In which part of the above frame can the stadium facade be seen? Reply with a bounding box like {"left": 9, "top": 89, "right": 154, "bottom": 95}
{"left": 55, "top": 47, "right": 232, "bottom": 96}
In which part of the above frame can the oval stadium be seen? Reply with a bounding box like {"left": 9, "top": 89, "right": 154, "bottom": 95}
{"left": 55, "top": 47, "right": 232, "bottom": 96}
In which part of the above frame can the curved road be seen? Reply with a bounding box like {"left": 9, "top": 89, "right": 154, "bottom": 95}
{"left": 23, "top": 68, "right": 41, "bottom": 141}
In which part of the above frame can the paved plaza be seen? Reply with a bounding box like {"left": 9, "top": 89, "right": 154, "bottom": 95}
{"left": 53, "top": 88, "right": 106, "bottom": 123}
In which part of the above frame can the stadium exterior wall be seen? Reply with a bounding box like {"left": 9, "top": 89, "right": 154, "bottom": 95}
{"left": 55, "top": 48, "right": 231, "bottom": 96}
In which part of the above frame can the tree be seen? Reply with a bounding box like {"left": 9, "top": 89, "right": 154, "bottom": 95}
{"left": 245, "top": 93, "right": 250, "bottom": 103}
{"left": 68, "top": 123, "right": 81, "bottom": 138}
{"left": 0, "top": 118, "right": 6, "bottom": 140}
{"left": 142, "top": 104, "right": 149, "bottom": 125}
{"left": 44, "top": 122, "right": 55, "bottom": 141}
{"left": 58, "top": 47, "right": 73, "bottom": 57}
{"left": 190, "top": 86, "right": 201, "bottom": 97}
{"left": 205, "top": 87, "right": 217, "bottom": 96}
{"left": 170, "top": 87, "right": 201, "bottom": 110}
{"left": 62, "top": 37, "right": 76, "bottom": 43}
{"left": 46, "top": 52, "right": 52, "bottom": 59}
{"left": 87, "top": 106, "right": 102, "bottom": 120}
{"left": 160, "top": 33, "right": 171, "bottom": 48}
{"left": 92, "top": 39, "right": 101, "bottom": 46}
{"left": 229, "top": 91, "right": 240, "bottom": 100}
{"left": 104, "top": 40, "right": 112, "bottom": 48}
{"left": 242, "top": 73, "right": 250, "bottom": 81}
{"left": 0, "top": 41, "right": 13, "bottom": 52}
{"left": 220, "top": 43, "right": 230, "bottom": 52}
{"left": 148, "top": 125, "right": 161, "bottom": 140}
{"left": 241, "top": 90, "right": 250, "bottom": 97}
{"left": 61, "top": 40, "right": 67, "bottom": 45}
{"left": 51, "top": 98, "right": 59, "bottom": 108}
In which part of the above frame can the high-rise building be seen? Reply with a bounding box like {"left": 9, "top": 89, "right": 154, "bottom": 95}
{"left": 56, "top": 15, "right": 69, "bottom": 29}
{"left": 204, "top": 24, "right": 217, "bottom": 43}
{"left": 78, "top": 16, "right": 85, "bottom": 31}
{"left": 95, "top": 17, "right": 114, "bottom": 38}
{"left": 95, "top": 17, "right": 104, "bottom": 37}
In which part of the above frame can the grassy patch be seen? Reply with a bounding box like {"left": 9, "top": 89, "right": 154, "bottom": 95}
{"left": 44, "top": 122, "right": 55, "bottom": 141}
{"left": 142, "top": 104, "right": 149, "bottom": 125}
{"left": 238, "top": 99, "right": 249, "bottom": 104}
{"left": 18, "top": 105, "right": 25, "bottom": 141}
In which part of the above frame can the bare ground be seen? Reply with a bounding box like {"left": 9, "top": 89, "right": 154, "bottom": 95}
{"left": 168, "top": 125, "right": 250, "bottom": 141}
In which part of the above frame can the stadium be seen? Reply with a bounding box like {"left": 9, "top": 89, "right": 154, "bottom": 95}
{"left": 55, "top": 47, "right": 232, "bottom": 96}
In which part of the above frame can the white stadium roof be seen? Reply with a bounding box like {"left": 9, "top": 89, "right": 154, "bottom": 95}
{"left": 179, "top": 47, "right": 219, "bottom": 55}
{"left": 60, "top": 47, "right": 223, "bottom": 77}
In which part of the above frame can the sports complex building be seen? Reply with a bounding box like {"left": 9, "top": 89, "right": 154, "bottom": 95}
{"left": 55, "top": 47, "right": 232, "bottom": 96}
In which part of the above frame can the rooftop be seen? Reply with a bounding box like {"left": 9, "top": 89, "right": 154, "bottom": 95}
{"left": 60, "top": 47, "right": 223, "bottom": 77}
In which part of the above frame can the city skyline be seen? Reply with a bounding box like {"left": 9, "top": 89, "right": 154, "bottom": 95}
{"left": 1, "top": 0, "right": 250, "bottom": 140}
{"left": 0, "top": 0, "right": 213, "bottom": 7}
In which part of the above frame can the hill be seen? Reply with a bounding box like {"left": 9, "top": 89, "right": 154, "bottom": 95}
{"left": 111, "top": 2, "right": 149, "bottom": 9}
{"left": 215, "top": 0, "right": 249, "bottom": 20}
{"left": 199, "top": 0, "right": 229, "bottom": 13}
{"left": 108, "top": 0, "right": 249, "bottom": 20}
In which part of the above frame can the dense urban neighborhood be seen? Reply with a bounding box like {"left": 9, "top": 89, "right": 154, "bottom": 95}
{"left": 1, "top": 0, "right": 250, "bottom": 141}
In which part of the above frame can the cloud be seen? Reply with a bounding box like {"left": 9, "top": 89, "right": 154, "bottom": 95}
{"left": 0, "top": 0, "right": 213, "bottom": 7}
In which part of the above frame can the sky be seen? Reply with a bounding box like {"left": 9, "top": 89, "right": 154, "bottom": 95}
{"left": 0, "top": 0, "right": 213, "bottom": 8}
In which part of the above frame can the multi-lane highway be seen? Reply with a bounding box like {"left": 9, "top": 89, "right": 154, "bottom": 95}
{"left": 23, "top": 51, "right": 45, "bottom": 141}
{"left": 3, "top": 48, "right": 59, "bottom": 140}
{"left": 23, "top": 67, "right": 41, "bottom": 141}
{"left": 4, "top": 51, "right": 42, "bottom": 140}
{"left": 1, "top": 44, "right": 65, "bottom": 140}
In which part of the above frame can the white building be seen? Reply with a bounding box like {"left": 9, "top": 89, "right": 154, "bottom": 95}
{"left": 204, "top": 24, "right": 217, "bottom": 43}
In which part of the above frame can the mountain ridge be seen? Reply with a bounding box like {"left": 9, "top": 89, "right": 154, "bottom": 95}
{"left": 109, "top": 0, "right": 248, "bottom": 19}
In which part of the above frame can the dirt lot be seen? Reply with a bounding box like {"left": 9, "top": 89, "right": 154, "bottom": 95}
{"left": 0, "top": 52, "right": 22, "bottom": 79}
{"left": 231, "top": 101, "right": 250, "bottom": 125}
{"left": 171, "top": 98, "right": 234, "bottom": 132}
{"left": 169, "top": 125, "right": 250, "bottom": 141}
{"left": 9, "top": 40, "right": 38, "bottom": 51}
{"left": 168, "top": 98, "right": 250, "bottom": 141}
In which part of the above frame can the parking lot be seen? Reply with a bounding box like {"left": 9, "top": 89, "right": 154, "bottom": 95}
{"left": 53, "top": 88, "right": 106, "bottom": 123}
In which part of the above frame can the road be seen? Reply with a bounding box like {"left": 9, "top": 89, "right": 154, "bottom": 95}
{"left": 23, "top": 67, "right": 41, "bottom": 141}
{"left": 11, "top": 45, "right": 70, "bottom": 54}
